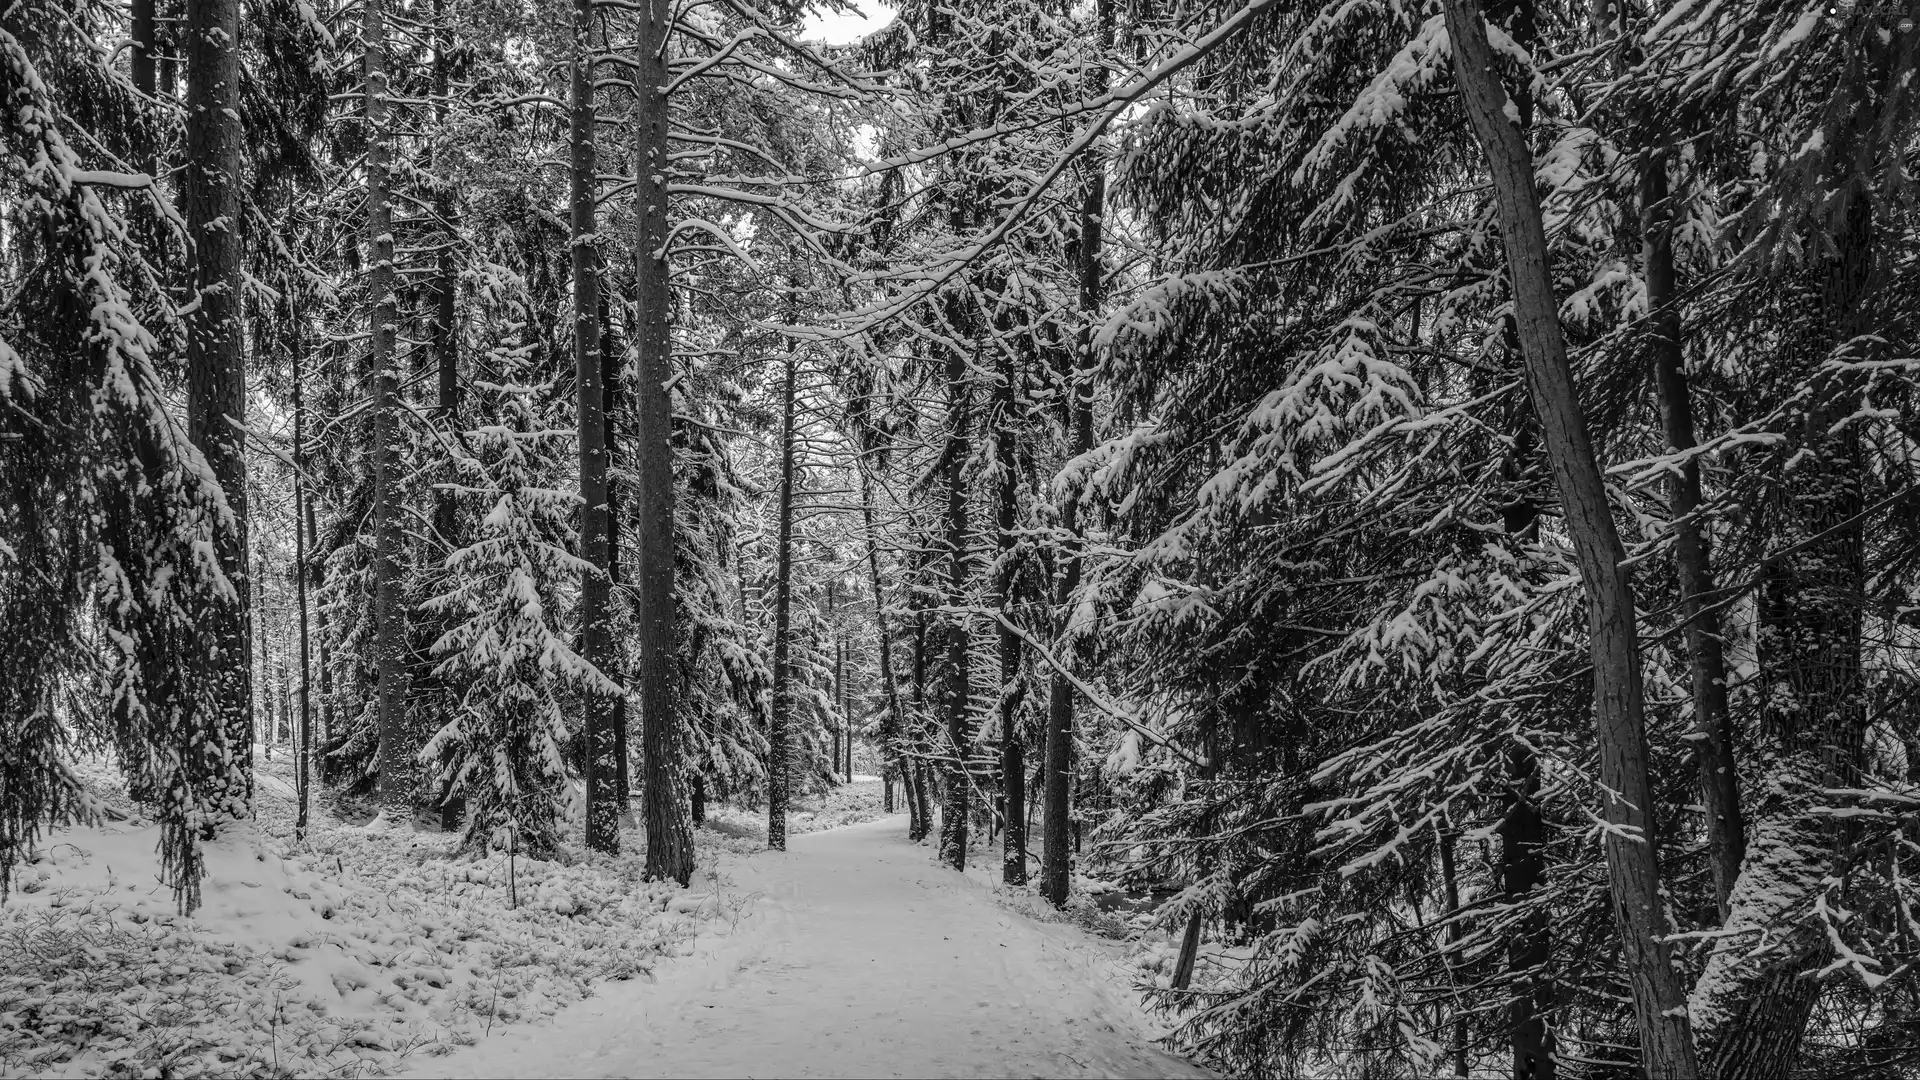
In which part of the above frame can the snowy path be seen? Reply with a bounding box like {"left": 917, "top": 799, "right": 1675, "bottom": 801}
{"left": 407, "top": 817, "right": 1209, "bottom": 1079}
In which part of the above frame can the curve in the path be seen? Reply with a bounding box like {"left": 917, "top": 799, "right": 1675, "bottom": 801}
{"left": 408, "top": 817, "right": 1209, "bottom": 1079}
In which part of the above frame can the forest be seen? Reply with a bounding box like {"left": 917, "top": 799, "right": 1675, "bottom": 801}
{"left": 2, "top": 0, "right": 1916, "bottom": 1075}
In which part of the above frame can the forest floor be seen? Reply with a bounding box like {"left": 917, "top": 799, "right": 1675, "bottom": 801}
{"left": 406, "top": 814, "right": 1211, "bottom": 1079}
{"left": 0, "top": 756, "right": 749, "bottom": 1079}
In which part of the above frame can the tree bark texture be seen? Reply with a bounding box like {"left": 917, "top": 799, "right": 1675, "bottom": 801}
{"left": 572, "top": 0, "right": 620, "bottom": 856}
{"left": 995, "top": 350, "right": 1025, "bottom": 885}
{"left": 603, "top": 306, "right": 632, "bottom": 817}
{"left": 291, "top": 305, "right": 313, "bottom": 840}
{"left": 1443, "top": 1, "right": 1698, "bottom": 1072}
{"left": 363, "top": 0, "right": 409, "bottom": 824}
{"left": 1641, "top": 157, "right": 1745, "bottom": 921}
{"left": 1689, "top": 55, "right": 1886, "bottom": 1074}
{"left": 769, "top": 353, "right": 798, "bottom": 852}
{"left": 1041, "top": 0, "right": 1110, "bottom": 909}
{"left": 910, "top": 598, "right": 932, "bottom": 842}
{"left": 185, "top": 0, "right": 252, "bottom": 820}
{"left": 939, "top": 347, "right": 974, "bottom": 872}
{"left": 633, "top": 0, "right": 693, "bottom": 884}
{"left": 430, "top": 0, "right": 464, "bottom": 834}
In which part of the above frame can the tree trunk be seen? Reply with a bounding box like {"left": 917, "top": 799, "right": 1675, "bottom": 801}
{"left": 253, "top": 552, "right": 270, "bottom": 758}
{"left": 185, "top": 0, "right": 251, "bottom": 819}
{"left": 573, "top": 0, "right": 619, "bottom": 855}
{"left": 429, "top": 0, "right": 463, "bottom": 835}
{"left": 1171, "top": 909, "right": 1202, "bottom": 990}
{"left": 604, "top": 306, "right": 632, "bottom": 821}
{"left": 939, "top": 347, "right": 974, "bottom": 872}
{"left": 1041, "top": 0, "right": 1110, "bottom": 909}
{"left": 769, "top": 352, "right": 798, "bottom": 852}
{"left": 995, "top": 350, "right": 1025, "bottom": 885}
{"left": 910, "top": 602, "right": 932, "bottom": 842}
{"left": 859, "top": 466, "right": 905, "bottom": 817}
{"left": 130, "top": 0, "right": 163, "bottom": 256}
{"left": 1690, "top": 88, "right": 1883, "bottom": 1080}
{"left": 1500, "top": 738, "right": 1554, "bottom": 1079}
{"left": 429, "top": 0, "right": 460, "bottom": 554}
{"left": 306, "top": 497, "right": 333, "bottom": 783}
{"left": 292, "top": 305, "right": 313, "bottom": 840}
{"left": 1640, "top": 157, "right": 1745, "bottom": 921}
{"left": 1438, "top": 827, "right": 1468, "bottom": 1078}
{"left": 632, "top": 0, "right": 693, "bottom": 884}
{"left": 363, "top": 0, "right": 408, "bottom": 826}
{"left": 829, "top": 581, "right": 843, "bottom": 783}
{"left": 1499, "top": 468, "right": 1554, "bottom": 1080}
{"left": 1443, "top": 1, "right": 1697, "bottom": 1073}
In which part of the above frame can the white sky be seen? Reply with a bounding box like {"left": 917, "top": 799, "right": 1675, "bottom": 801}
{"left": 800, "top": 2, "right": 897, "bottom": 45}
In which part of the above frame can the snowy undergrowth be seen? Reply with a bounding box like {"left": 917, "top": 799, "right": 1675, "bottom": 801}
{"left": 0, "top": 757, "right": 741, "bottom": 1079}
{"left": 703, "top": 778, "right": 895, "bottom": 841}
{"left": 946, "top": 840, "right": 1236, "bottom": 1004}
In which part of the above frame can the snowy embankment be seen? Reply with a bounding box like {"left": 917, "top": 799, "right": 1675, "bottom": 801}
{"left": 0, "top": 759, "right": 747, "bottom": 1079}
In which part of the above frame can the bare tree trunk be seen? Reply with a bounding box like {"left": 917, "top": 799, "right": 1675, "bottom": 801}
{"left": 429, "top": 0, "right": 464, "bottom": 834}
{"left": 995, "top": 350, "right": 1025, "bottom": 885}
{"left": 1500, "top": 738, "right": 1554, "bottom": 1079}
{"left": 859, "top": 466, "right": 904, "bottom": 815}
{"left": 292, "top": 305, "right": 313, "bottom": 840}
{"left": 1041, "top": 0, "right": 1110, "bottom": 909}
{"left": 185, "top": 0, "right": 252, "bottom": 819}
{"left": 829, "top": 581, "right": 842, "bottom": 782}
{"left": 1497, "top": 476, "right": 1554, "bottom": 1080}
{"left": 1640, "top": 157, "right": 1745, "bottom": 920}
{"left": 306, "top": 497, "right": 333, "bottom": 782}
{"left": 632, "top": 0, "right": 692, "bottom": 885}
{"left": 1691, "top": 73, "right": 1885, "bottom": 1076}
{"left": 939, "top": 347, "right": 973, "bottom": 872}
{"left": 1438, "top": 828, "right": 1469, "bottom": 1078}
{"left": 909, "top": 596, "right": 932, "bottom": 842}
{"left": 572, "top": 0, "right": 619, "bottom": 855}
{"left": 769, "top": 353, "right": 797, "bottom": 852}
{"left": 253, "top": 550, "right": 270, "bottom": 758}
{"left": 429, "top": 0, "right": 459, "bottom": 552}
{"left": 130, "top": 0, "right": 162, "bottom": 254}
{"left": 604, "top": 306, "right": 632, "bottom": 821}
{"left": 360, "top": 0, "right": 410, "bottom": 825}
{"left": 1443, "top": 1, "right": 1697, "bottom": 1073}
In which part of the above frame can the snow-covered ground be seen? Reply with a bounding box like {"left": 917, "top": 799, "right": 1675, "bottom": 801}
{"left": 0, "top": 757, "right": 744, "bottom": 1078}
{"left": 703, "top": 777, "right": 894, "bottom": 840}
{"left": 408, "top": 816, "right": 1210, "bottom": 1079}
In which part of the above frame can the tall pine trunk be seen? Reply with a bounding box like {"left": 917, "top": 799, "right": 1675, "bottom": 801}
{"left": 604, "top": 307, "right": 632, "bottom": 819}
{"left": 572, "top": 0, "right": 619, "bottom": 855}
{"left": 185, "top": 0, "right": 251, "bottom": 818}
{"left": 1641, "top": 156, "right": 1744, "bottom": 920}
{"left": 1690, "top": 49, "right": 1887, "bottom": 1072}
{"left": 632, "top": 0, "right": 693, "bottom": 884}
{"left": 909, "top": 587, "right": 932, "bottom": 842}
{"left": 360, "top": 0, "right": 409, "bottom": 824}
{"left": 1443, "top": 0, "right": 1697, "bottom": 1072}
{"left": 938, "top": 346, "right": 974, "bottom": 872}
{"left": 292, "top": 303, "right": 313, "bottom": 840}
{"left": 995, "top": 350, "right": 1025, "bottom": 885}
{"left": 1500, "top": 418, "right": 1553, "bottom": 1078}
{"left": 428, "top": 0, "right": 464, "bottom": 833}
{"left": 829, "top": 582, "right": 842, "bottom": 782}
{"left": 1041, "top": 0, "right": 1109, "bottom": 903}
{"left": 768, "top": 353, "right": 797, "bottom": 851}
{"left": 306, "top": 498, "right": 333, "bottom": 781}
